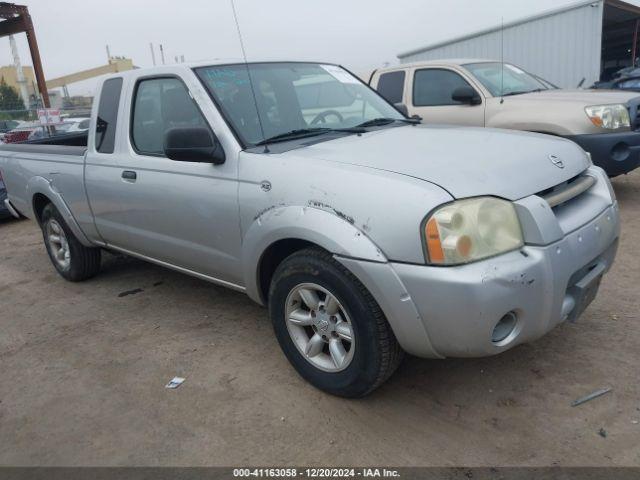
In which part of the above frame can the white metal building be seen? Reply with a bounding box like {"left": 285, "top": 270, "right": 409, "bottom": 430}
{"left": 397, "top": 0, "right": 640, "bottom": 88}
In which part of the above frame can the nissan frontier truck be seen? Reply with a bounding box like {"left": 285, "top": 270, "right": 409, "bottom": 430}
{"left": 0, "top": 61, "right": 620, "bottom": 397}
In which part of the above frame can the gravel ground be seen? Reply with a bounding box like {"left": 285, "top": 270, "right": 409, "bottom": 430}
{"left": 0, "top": 171, "right": 639, "bottom": 467}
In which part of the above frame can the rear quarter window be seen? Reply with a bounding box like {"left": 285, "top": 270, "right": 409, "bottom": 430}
{"left": 95, "top": 78, "right": 123, "bottom": 153}
{"left": 376, "top": 71, "right": 405, "bottom": 104}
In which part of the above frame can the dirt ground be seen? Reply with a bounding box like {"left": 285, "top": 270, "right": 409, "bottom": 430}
{"left": 0, "top": 172, "right": 639, "bottom": 467}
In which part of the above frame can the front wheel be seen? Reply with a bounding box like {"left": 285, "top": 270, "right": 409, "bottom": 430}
{"left": 269, "top": 248, "right": 404, "bottom": 397}
{"left": 41, "top": 203, "right": 101, "bottom": 282}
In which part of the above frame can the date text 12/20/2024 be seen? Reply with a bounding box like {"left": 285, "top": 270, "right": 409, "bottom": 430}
{"left": 233, "top": 468, "right": 400, "bottom": 478}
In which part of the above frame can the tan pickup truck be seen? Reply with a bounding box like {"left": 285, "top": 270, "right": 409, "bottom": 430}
{"left": 369, "top": 59, "right": 640, "bottom": 176}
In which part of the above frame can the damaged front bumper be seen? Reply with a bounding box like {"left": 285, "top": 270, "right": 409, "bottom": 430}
{"left": 337, "top": 202, "right": 620, "bottom": 359}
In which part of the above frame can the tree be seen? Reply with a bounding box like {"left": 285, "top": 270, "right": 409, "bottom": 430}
{"left": 0, "top": 77, "right": 26, "bottom": 119}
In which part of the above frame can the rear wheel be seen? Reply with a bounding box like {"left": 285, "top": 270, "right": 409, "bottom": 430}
{"left": 269, "top": 248, "right": 404, "bottom": 397}
{"left": 41, "top": 203, "right": 101, "bottom": 281}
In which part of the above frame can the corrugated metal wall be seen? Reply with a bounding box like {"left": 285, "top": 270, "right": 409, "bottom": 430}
{"left": 398, "top": 1, "right": 604, "bottom": 89}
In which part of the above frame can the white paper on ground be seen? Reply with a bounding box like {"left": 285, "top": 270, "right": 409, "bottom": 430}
{"left": 165, "top": 376, "right": 185, "bottom": 389}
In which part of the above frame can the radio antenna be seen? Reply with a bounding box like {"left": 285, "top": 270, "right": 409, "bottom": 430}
{"left": 500, "top": 16, "right": 505, "bottom": 104}
{"left": 230, "top": 0, "right": 269, "bottom": 152}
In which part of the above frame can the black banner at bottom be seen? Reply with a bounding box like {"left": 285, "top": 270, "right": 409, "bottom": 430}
{"left": 0, "top": 467, "right": 639, "bottom": 480}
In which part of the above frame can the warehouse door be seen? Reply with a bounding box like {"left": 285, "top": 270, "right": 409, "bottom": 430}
{"left": 601, "top": 1, "right": 640, "bottom": 82}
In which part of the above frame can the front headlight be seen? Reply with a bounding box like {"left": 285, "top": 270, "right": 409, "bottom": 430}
{"left": 424, "top": 197, "right": 524, "bottom": 265}
{"left": 585, "top": 104, "right": 630, "bottom": 130}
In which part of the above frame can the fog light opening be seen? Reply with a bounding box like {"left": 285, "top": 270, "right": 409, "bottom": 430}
{"left": 611, "top": 142, "right": 630, "bottom": 162}
{"left": 492, "top": 311, "right": 518, "bottom": 344}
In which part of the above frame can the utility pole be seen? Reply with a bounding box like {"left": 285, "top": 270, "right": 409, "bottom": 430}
{"left": 180, "top": 55, "right": 185, "bottom": 63}
{"left": 150, "top": 43, "right": 157, "bottom": 66}
{"left": 106, "top": 44, "right": 111, "bottom": 62}
{"left": 9, "top": 35, "right": 30, "bottom": 109}
{"left": 159, "top": 44, "right": 166, "bottom": 65}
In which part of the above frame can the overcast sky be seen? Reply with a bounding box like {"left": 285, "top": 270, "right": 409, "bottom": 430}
{"left": 2, "top": 0, "right": 640, "bottom": 95}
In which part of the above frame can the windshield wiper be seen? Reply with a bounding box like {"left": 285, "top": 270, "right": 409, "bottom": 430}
{"left": 254, "top": 117, "right": 418, "bottom": 146}
{"left": 502, "top": 88, "right": 546, "bottom": 97}
{"left": 356, "top": 117, "right": 420, "bottom": 128}
{"left": 255, "top": 127, "right": 365, "bottom": 146}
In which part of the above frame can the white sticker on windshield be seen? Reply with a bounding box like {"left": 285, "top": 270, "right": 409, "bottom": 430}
{"left": 320, "top": 64, "right": 360, "bottom": 84}
{"left": 505, "top": 64, "right": 525, "bottom": 75}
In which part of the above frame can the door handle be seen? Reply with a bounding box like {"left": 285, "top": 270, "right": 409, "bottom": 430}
{"left": 122, "top": 170, "right": 137, "bottom": 181}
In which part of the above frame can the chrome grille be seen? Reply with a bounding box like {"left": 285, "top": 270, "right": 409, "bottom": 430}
{"left": 538, "top": 174, "right": 596, "bottom": 209}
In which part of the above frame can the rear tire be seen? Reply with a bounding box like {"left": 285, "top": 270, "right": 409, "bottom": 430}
{"left": 41, "top": 203, "right": 101, "bottom": 282}
{"left": 269, "top": 248, "right": 404, "bottom": 397}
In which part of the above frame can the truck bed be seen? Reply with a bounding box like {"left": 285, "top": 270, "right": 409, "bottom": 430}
{"left": 0, "top": 131, "right": 89, "bottom": 223}
{"left": 0, "top": 132, "right": 87, "bottom": 156}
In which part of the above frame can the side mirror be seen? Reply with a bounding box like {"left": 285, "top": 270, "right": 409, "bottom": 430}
{"left": 452, "top": 86, "right": 481, "bottom": 105}
{"left": 164, "top": 127, "right": 225, "bottom": 164}
{"left": 394, "top": 103, "right": 409, "bottom": 117}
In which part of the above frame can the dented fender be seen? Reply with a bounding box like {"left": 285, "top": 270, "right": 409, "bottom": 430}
{"left": 242, "top": 205, "right": 387, "bottom": 304}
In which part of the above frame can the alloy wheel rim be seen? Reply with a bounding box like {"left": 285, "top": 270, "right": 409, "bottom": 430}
{"left": 285, "top": 283, "right": 355, "bottom": 372}
{"left": 46, "top": 219, "right": 71, "bottom": 270}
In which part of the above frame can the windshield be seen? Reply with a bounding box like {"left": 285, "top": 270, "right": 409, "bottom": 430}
{"left": 195, "top": 62, "right": 404, "bottom": 146}
{"left": 464, "top": 62, "right": 551, "bottom": 97}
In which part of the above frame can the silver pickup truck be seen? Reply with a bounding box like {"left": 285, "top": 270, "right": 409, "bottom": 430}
{"left": 0, "top": 61, "right": 620, "bottom": 397}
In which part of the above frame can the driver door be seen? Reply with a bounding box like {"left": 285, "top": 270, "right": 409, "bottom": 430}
{"left": 100, "top": 75, "right": 243, "bottom": 285}
{"left": 409, "top": 67, "right": 485, "bottom": 126}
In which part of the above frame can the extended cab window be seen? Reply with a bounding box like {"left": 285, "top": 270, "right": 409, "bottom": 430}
{"left": 95, "top": 78, "right": 123, "bottom": 153}
{"left": 413, "top": 69, "right": 473, "bottom": 107}
{"left": 131, "top": 77, "right": 209, "bottom": 156}
{"left": 376, "top": 71, "right": 405, "bottom": 104}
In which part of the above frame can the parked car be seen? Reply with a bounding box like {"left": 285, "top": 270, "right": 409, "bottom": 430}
{"left": 0, "top": 119, "right": 20, "bottom": 142}
{"left": 2, "top": 122, "right": 39, "bottom": 143}
{"left": 593, "top": 66, "right": 640, "bottom": 89}
{"left": 370, "top": 59, "right": 640, "bottom": 176}
{"left": 592, "top": 70, "right": 640, "bottom": 92}
{"left": 59, "top": 117, "right": 91, "bottom": 134}
{"left": 0, "top": 61, "right": 619, "bottom": 396}
{"left": 3, "top": 120, "right": 90, "bottom": 143}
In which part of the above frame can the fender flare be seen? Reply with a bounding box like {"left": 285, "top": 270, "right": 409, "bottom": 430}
{"left": 242, "top": 205, "right": 387, "bottom": 304}
{"left": 26, "top": 176, "right": 93, "bottom": 247}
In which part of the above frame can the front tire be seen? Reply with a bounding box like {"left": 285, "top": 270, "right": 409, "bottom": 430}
{"left": 41, "top": 203, "right": 101, "bottom": 282}
{"left": 269, "top": 248, "right": 403, "bottom": 397}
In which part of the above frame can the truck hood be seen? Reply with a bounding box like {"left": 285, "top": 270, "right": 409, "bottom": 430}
{"left": 506, "top": 89, "right": 640, "bottom": 105}
{"left": 291, "top": 125, "right": 590, "bottom": 200}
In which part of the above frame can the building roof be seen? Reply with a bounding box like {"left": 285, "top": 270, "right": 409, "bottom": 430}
{"left": 376, "top": 58, "right": 497, "bottom": 73}
{"left": 397, "top": 0, "right": 640, "bottom": 59}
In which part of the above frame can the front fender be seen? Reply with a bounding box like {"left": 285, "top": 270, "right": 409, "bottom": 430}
{"left": 487, "top": 118, "right": 571, "bottom": 136}
{"left": 26, "top": 175, "right": 93, "bottom": 247}
{"left": 242, "top": 205, "right": 386, "bottom": 304}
